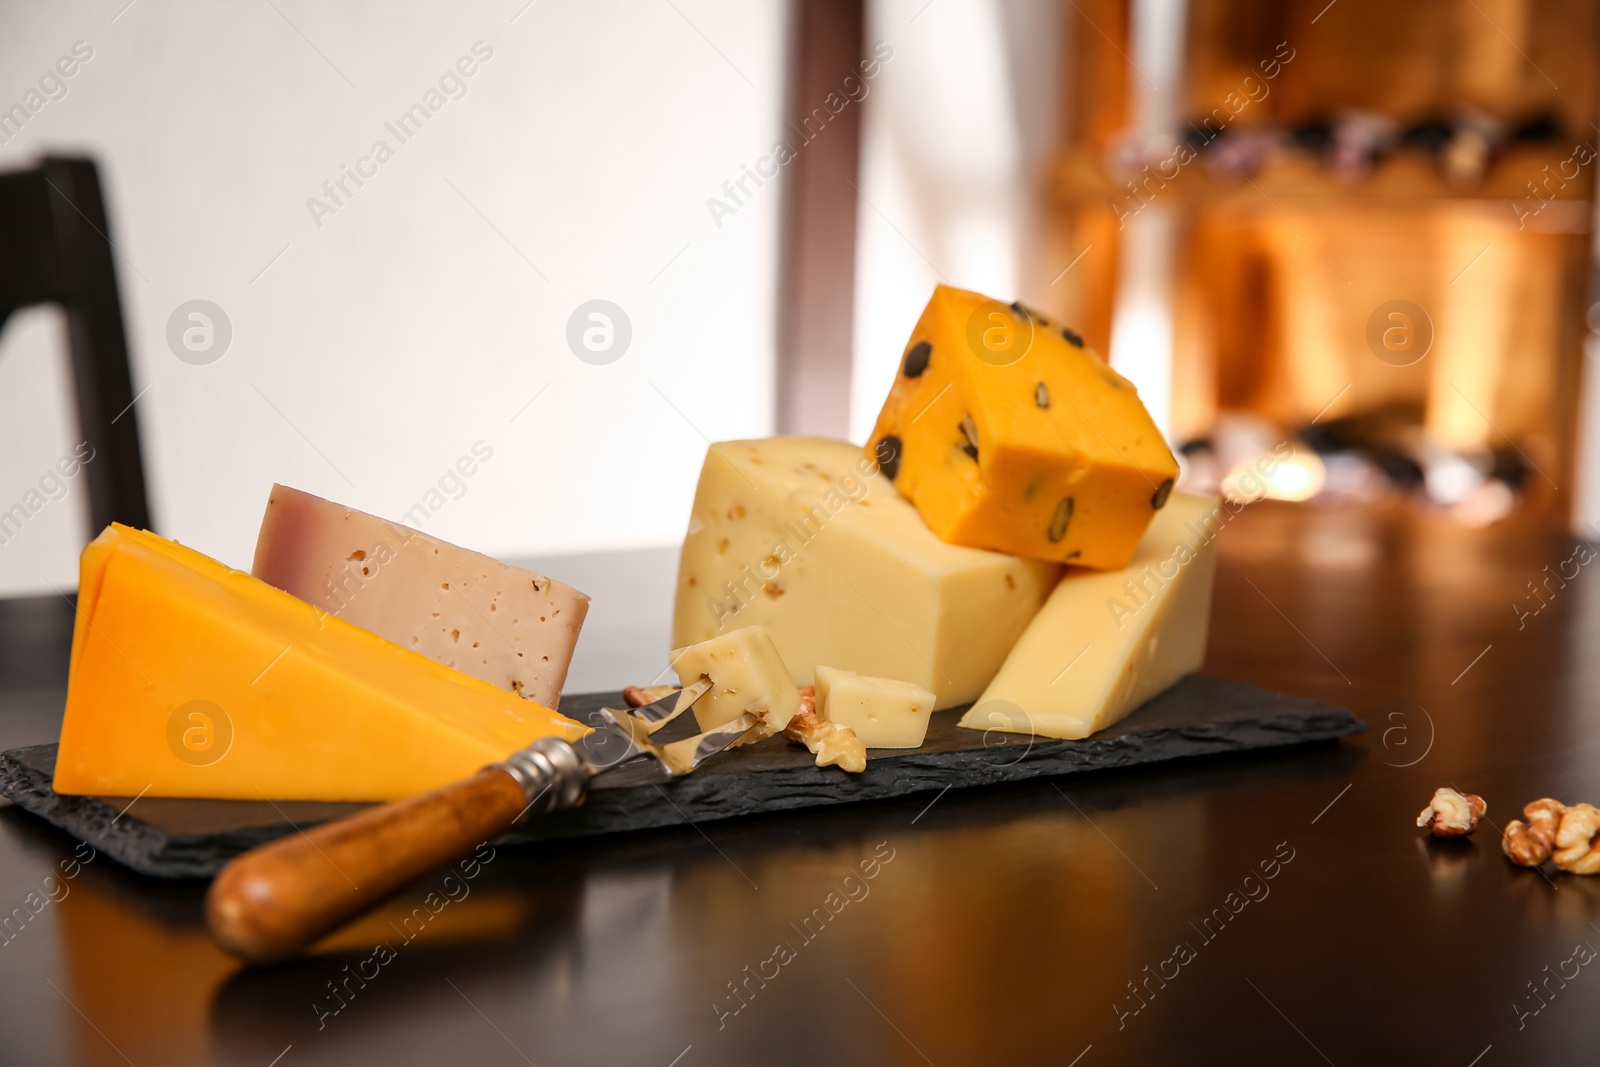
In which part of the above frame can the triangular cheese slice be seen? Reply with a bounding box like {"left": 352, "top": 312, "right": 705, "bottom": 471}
{"left": 960, "top": 493, "right": 1219, "bottom": 740}
{"left": 53, "top": 524, "right": 584, "bottom": 802}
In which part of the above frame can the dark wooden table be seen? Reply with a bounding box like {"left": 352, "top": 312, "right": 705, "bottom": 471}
{"left": 2, "top": 501, "right": 1594, "bottom": 1065}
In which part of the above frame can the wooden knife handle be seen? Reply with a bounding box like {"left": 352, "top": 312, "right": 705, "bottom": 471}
{"left": 206, "top": 740, "right": 588, "bottom": 964}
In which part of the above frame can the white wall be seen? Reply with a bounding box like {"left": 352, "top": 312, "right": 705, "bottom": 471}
{"left": 850, "top": 0, "right": 1016, "bottom": 442}
{"left": 0, "top": 0, "right": 789, "bottom": 595}
{"left": 849, "top": 0, "right": 1059, "bottom": 443}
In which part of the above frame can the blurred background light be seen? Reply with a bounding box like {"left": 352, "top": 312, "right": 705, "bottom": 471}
{"left": 3, "top": 0, "right": 1600, "bottom": 602}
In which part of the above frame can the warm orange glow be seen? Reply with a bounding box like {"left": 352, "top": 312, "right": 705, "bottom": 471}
{"left": 1223, "top": 452, "right": 1326, "bottom": 503}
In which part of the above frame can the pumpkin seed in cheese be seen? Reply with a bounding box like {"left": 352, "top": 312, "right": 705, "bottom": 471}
{"left": 867, "top": 285, "right": 1179, "bottom": 570}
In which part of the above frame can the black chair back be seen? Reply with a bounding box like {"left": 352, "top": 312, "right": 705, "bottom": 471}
{"left": 0, "top": 155, "right": 152, "bottom": 533}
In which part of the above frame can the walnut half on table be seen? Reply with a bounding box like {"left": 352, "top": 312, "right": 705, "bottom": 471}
{"left": 1503, "top": 798, "right": 1565, "bottom": 866}
{"left": 1554, "top": 804, "right": 1600, "bottom": 875}
{"left": 1416, "top": 787, "right": 1486, "bottom": 838}
{"left": 1502, "top": 798, "right": 1600, "bottom": 874}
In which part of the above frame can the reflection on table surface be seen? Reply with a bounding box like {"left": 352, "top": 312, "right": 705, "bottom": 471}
{"left": 3, "top": 501, "right": 1600, "bottom": 1064}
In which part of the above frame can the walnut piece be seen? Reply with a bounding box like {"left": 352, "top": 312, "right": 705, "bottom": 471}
{"left": 782, "top": 708, "right": 866, "bottom": 774}
{"left": 1416, "top": 787, "right": 1486, "bottom": 838}
{"left": 1553, "top": 803, "right": 1600, "bottom": 875}
{"left": 622, "top": 684, "right": 679, "bottom": 708}
{"left": 1503, "top": 798, "right": 1566, "bottom": 867}
{"left": 797, "top": 684, "right": 816, "bottom": 717}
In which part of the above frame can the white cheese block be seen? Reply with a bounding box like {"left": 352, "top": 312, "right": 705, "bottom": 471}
{"left": 960, "top": 492, "right": 1220, "bottom": 740}
{"left": 251, "top": 484, "right": 588, "bottom": 708}
{"left": 670, "top": 625, "right": 801, "bottom": 741}
{"left": 814, "top": 666, "right": 934, "bottom": 749}
{"left": 671, "top": 438, "right": 1060, "bottom": 709}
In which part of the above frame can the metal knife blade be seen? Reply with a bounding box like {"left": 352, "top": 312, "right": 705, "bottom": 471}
{"left": 569, "top": 676, "right": 716, "bottom": 776}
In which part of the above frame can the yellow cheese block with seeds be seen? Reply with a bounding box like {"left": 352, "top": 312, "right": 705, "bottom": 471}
{"left": 53, "top": 524, "right": 583, "bottom": 802}
{"left": 867, "top": 285, "right": 1179, "bottom": 570}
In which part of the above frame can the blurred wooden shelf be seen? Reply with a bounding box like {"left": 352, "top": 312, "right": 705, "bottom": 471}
{"left": 1049, "top": 144, "right": 1593, "bottom": 227}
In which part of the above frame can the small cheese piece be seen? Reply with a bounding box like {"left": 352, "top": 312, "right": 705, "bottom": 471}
{"left": 867, "top": 285, "right": 1179, "bottom": 569}
{"left": 54, "top": 524, "right": 583, "bottom": 802}
{"left": 814, "top": 666, "right": 934, "bottom": 749}
{"left": 251, "top": 484, "right": 588, "bottom": 708}
{"left": 672, "top": 437, "right": 1060, "bottom": 709}
{"left": 960, "top": 493, "right": 1219, "bottom": 740}
{"left": 670, "top": 625, "right": 801, "bottom": 741}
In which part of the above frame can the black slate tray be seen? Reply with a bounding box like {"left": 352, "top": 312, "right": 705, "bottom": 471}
{"left": 0, "top": 676, "right": 1364, "bottom": 879}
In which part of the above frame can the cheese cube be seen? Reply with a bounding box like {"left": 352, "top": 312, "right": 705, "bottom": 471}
{"left": 670, "top": 437, "right": 1060, "bottom": 709}
{"left": 814, "top": 666, "right": 934, "bottom": 749}
{"left": 54, "top": 525, "right": 583, "bottom": 802}
{"left": 251, "top": 484, "right": 588, "bottom": 708}
{"left": 867, "top": 285, "right": 1179, "bottom": 570}
{"left": 960, "top": 492, "right": 1219, "bottom": 740}
{"left": 670, "top": 625, "right": 801, "bottom": 740}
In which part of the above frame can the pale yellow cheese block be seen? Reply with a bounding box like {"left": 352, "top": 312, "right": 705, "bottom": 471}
{"left": 672, "top": 437, "right": 1060, "bottom": 709}
{"left": 815, "top": 666, "right": 934, "bottom": 749}
{"left": 960, "top": 492, "right": 1220, "bottom": 740}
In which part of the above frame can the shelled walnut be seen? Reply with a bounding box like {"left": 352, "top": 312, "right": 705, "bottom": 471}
{"left": 783, "top": 707, "right": 866, "bottom": 774}
{"left": 1416, "top": 787, "right": 1486, "bottom": 838}
{"left": 1502, "top": 798, "right": 1600, "bottom": 874}
{"left": 1503, "top": 798, "right": 1565, "bottom": 866}
{"left": 1553, "top": 804, "right": 1600, "bottom": 875}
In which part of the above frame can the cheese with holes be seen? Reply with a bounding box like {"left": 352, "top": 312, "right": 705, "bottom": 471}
{"left": 670, "top": 625, "right": 801, "bottom": 742}
{"left": 960, "top": 492, "right": 1219, "bottom": 740}
{"left": 251, "top": 484, "right": 588, "bottom": 708}
{"left": 53, "top": 524, "right": 583, "bottom": 802}
{"left": 671, "top": 437, "right": 1060, "bottom": 710}
{"left": 867, "top": 285, "right": 1179, "bottom": 570}
{"left": 814, "top": 666, "right": 934, "bottom": 749}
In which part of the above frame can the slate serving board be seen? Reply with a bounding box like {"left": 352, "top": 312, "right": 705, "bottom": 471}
{"left": 0, "top": 676, "right": 1364, "bottom": 879}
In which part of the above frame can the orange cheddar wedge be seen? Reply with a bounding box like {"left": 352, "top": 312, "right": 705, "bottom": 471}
{"left": 53, "top": 524, "right": 584, "bottom": 803}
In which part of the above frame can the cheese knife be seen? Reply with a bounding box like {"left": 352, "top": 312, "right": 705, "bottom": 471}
{"left": 205, "top": 677, "right": 748, "bottom": 964}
